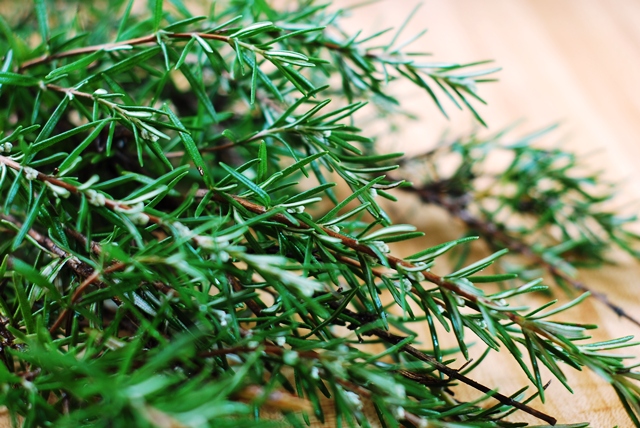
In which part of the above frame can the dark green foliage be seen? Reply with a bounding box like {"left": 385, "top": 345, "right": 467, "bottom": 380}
{"left": 0, "top": 1, "right": 638, "bottom": 427}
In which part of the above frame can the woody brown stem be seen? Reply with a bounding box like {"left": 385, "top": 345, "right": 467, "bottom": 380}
{"left": 20, "top": 32, "right": 230, "bottom": 70}
{"left": 204, "top": 192, "right": 560, "bottom": 424}
{"left": 49, "top": 261, "right": 126, "bottom": 333}
{"left": 402, "top": 181, "right": 640, "bottom": 328}
{"left": 0, "top": 157, "right": 578, "bottom": 424}
{"left": 227, "top": 273, "right": 264, "bottom": 316}
{"left": 368, "top": 327, "right": 556, "bottom": 425}
{"left": 0, "top": 155, "right": 163, "bottom": 224}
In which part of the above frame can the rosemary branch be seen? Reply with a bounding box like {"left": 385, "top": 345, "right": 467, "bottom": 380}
{"left": 0, "top": 155, "right": 557, "bottom": 424}
{"left": 400, "top": 179, "right": 640, "bottom": 328}
{"left": 1, "top": 2, "right": 637, "bottom": 426}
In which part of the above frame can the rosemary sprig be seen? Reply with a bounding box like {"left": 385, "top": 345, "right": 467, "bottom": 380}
{"left": 0, "top": 1, "right": 638, "bottom": 427}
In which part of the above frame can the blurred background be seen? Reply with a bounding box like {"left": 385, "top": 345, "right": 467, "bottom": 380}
{"left": 332, "top": 0, "right": 640, "bottom": 425}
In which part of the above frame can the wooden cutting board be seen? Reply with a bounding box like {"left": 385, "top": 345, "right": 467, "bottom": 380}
{"left": 326, "top": 0, "right": 640, "bottom": 425}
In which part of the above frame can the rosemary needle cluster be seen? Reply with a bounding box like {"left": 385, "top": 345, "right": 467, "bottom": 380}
{"left": 396, "top": 127, "right": 640, "bottom": 327}
{"left": 0, "top": 1, "right": 638, "bottom": 427}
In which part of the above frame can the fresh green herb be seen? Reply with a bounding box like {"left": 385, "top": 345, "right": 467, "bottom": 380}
{"left": 0, "top": 1, "right": 638, "bottom": 427}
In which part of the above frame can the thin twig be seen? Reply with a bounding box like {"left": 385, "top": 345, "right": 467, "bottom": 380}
{"left": 0, "top": 213, "right": 178, "bottom": 332}
{"left": 165, "top": 128, "right": 277, "bottom": 158}
{"left": 19, "top": 28, "right": 379, "bottom": 71}
{"left": 331, "top": 375, "right": 429, "bottom": 427}
{"left": 0, "top": 157, "right": 585, "bottom": 424}
{"left": 369, "top": 327, "right": 556, "bottom": 425}
{"left": 0, "top": 214, "right": 132, "bottom": 334}
{"left": 0, "top": 155, "right": 163, "bottom": 224}
{"left": 0, "top": 156, "right": 580, "bottom": 336}
{"left": 402, "top": 181, "right": 640, "bottom": 328}
{"left": 43, "top": 83, "right": 277, "bottom": 159}
{"left": 64, "top": 226, "right": 103, "bottom": 255}
{"left": 1, "top": 214, "right": 100, "bottom": 280}
{"left": 202, "top": 344, "right": 432, "bottom": 426}
{"left": 20, "top": 32, "right": 229, "bottom": 70}
{"left": 227, "top": 273, "right": 264, "bottom": 316}
{"left": 205, "top": 193, "right": 560, "bottom": 423}
{"left": 324, "top": 301, "right": 556, "bottom": 425}
{"left": 49, "top": 261, "right": 126, "bottom": 333}
{"left": 64, "top": 224, "right": 179, "bottom": 298}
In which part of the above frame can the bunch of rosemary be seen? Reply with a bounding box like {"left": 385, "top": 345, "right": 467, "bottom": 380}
{"left": 0, "top": 1, "right": 639, "bottom": 427}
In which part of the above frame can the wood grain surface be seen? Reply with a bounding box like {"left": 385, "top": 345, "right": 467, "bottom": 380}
{"left": 330, "top": 0, "right": 640, "bottom": 426}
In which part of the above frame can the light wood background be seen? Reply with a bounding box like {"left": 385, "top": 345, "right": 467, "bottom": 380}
{"left": 331, "top": 0, "right": 640, "bottom": 426}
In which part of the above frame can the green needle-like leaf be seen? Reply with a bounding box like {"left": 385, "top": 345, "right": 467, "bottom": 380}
{"left": 0, "top": 3, "right": 637, "bottom": 427}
